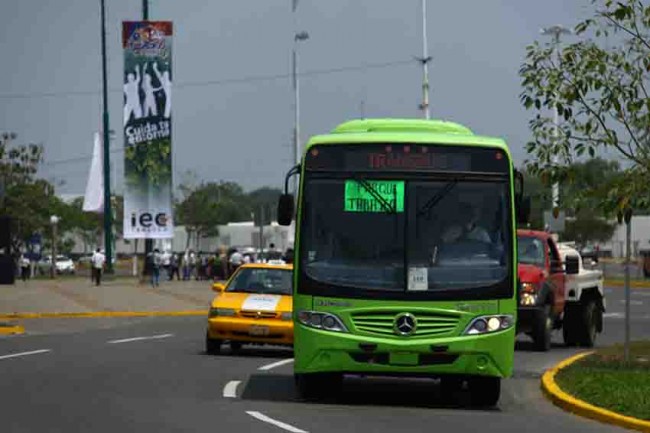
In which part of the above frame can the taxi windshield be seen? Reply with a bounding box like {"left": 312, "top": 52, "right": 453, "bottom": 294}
{"left": 226, "top": 267, "right": 292, "bottom": 296}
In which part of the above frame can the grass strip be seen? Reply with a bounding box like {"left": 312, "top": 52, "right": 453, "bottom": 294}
{"left": 555, "top": 341, "right": 650, "bottom": 421}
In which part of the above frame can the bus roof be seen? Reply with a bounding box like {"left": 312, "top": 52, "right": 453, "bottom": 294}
{"left": 306, "top": 118, "right": 509, "bottom": 154}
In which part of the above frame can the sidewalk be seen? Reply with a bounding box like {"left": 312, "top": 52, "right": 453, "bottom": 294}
{"left": 0, "top": 277, "right": 215, "bottom": 317}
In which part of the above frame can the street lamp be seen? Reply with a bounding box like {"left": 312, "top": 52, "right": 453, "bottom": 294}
{"left": 540, "top": 25, "right": 572, "bottom": 211}
{"left": 292, "top": 30, "right": 309, "bottom": 195}
{"left": 49, "top": 215, "right": 60, "bottom": 278}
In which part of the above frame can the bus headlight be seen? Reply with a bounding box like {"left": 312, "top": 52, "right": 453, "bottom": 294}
{"left": 297, "top": 311, "right": 348, "bottom": 333}
{"left": 463, "top": 315, "right": 513, "bottom": 335}
{"left": 209, "top": 308, "right": 236, "bottom": 318}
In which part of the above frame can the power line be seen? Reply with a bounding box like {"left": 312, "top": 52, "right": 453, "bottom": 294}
{"left": 43, "top": 147, "right": 124, "bottom": 166}
{"left": 0, "top": 59, "right": 413, "bottom": 100}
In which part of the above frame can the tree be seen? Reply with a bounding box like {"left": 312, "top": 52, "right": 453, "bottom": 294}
{"left": 0, "top": 133, "right": 54, "bottom": 252}
{"left": 519, "top": 0, "right": 650, "bottom": 215}
{"left": 563, "top": 210, "right": 618, "bottom": 248}
{"left": 175, "top": 181, "right": 251, "bottom": 248}
{"left": 248, "top": 187, "right": 282, "bottom": 225}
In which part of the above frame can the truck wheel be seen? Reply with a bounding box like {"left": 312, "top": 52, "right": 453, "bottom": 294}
{"left": 295, "top": 373, "right": 342, "bottom": 401}
{"left": 468, "top": 376, "right": 501, "bottom": 407}
{"left": 578, "top": 301, "right": 598, "bottom": 348}
{"left": 205, "top": 333, "right": 222, "bottom": 355}
{"left": 562, "top": 306, "right": 578, "bottom": 347}
{"left": 532, "top": 305, "right": 552, "bottom": 352}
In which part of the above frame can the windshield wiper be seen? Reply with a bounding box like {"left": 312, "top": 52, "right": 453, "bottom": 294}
{"left": 417, "top": 179, "right": 459, "bottom": 217}
{"left": 352, "top": 177, "right": 397, "bottom": 213}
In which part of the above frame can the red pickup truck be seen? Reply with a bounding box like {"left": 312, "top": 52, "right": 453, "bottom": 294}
{"left": 516, "top": 229, "right": 605, "bottom": 351}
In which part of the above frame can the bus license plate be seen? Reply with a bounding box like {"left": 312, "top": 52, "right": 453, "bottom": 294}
{"left": 389, "top": 352, "right": 419, "bottom": 366}
{"left": 249, "top": 325, "right": 270, "bottom": 336}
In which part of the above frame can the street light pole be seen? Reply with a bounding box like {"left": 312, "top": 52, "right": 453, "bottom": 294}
{"left": 541, "top": 25, "right": 571, "bottom": 211}
{"left": 418, "top": 0, "right": 431, "bottom": 119}
{"left": 100, "top": 0, "right": 113, "bottom": 273}
{"left": 624, "top": 209, "right": 632, "bottom": 363}
{"left": 292, "top": 31, "right": 309, "bottom": 195}
{"left": 50, "top": 215, "right": 59, "bottom": 279}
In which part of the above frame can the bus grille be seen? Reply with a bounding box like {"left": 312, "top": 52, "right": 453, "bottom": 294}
{"left": 351, "top": 311, "right": 460, "bottom": 337}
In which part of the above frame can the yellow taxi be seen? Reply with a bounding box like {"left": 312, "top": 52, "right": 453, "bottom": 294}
{"left": 206, "top": 262, "right": 293, "bottom": 354}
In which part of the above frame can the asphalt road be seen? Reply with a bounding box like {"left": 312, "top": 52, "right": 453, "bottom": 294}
{"left": 0, "top": 286, "right": 647, "bottom": 433}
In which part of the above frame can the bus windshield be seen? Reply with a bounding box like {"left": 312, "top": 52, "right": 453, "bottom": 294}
{"left": 300, "top": 176, "right": 511, "bottom": 298}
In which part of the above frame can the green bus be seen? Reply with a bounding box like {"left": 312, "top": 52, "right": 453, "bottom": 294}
{"left": 277, "top": 118, "right": 529, "bottom": 406}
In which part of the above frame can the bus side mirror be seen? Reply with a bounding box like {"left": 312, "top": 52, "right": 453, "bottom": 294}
{"left": 277, "top": 194, "right": 294, "bottom": 226}
{"left": 565, "top": 255, "right": 580, "bottom": 275}
{"left": 516, "top": 196, "right": 531, "bottom": 224}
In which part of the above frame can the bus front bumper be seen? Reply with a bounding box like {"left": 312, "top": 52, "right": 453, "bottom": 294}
{"left": 293, "top": 325, "right": 514, "bottom": 378}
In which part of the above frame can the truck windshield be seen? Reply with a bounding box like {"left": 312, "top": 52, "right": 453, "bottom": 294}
{"left": 517, "top": 235, "right": 545, "bottom": 266}
{"left": 300, "top": 176, "right": 511, "bottom": 297}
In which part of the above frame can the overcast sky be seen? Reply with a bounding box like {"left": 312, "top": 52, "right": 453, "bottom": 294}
{"left": 0, "top": 0, "right": 592, "bottom": 196}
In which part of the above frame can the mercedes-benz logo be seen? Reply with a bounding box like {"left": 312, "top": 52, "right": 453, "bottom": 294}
{"left": 393, "top": 313, "right": 417, "bottom": 336}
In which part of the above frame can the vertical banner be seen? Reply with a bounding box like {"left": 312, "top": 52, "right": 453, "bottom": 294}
{"left": 122, "top": 21, "right": 173, "bottom": 239}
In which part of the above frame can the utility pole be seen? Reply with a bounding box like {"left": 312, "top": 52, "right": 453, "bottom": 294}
{"left": 623, "top": 208, "right": 632, "bottom": 363}
{"left": 100, "top": 0, "right": 113, "bottom": 273}
{"left": 142, "top": 0, "right": 154, "bottom": 273}
{"left": 541, "top": 25, "right": 571, "bottom": 211}
{"left": 292, "top": 31, "right": 309, "bottom": 195}
{"left": 417, "top": 0, "right": 431, "bottom": 119}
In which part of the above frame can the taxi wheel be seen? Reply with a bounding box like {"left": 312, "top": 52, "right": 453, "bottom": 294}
{"left": 230, "top": 341, "right": 243, "bottom": 353}
{"left": 205, "top": 333, "right": 222, "bottom": 355}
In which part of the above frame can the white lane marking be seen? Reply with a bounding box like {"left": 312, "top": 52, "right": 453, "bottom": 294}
{"left": 0, "top": 349, "right": 51, "bottom": 361}
{"left": 618, "top": 300, "right": 644, "bottom": 306}
{"left": 246, "top": 411, "right": 308, "bottom": 433}
{"left": 223, "top": 380, "right": 240, "bottom": 398}
{"left": 107, "top": 333, "right": 173, "bottom": 344}
{"left": 604, "top": 312, "right": 624, "bottom": 318}
{"left": 258, "top": 358, "right": 294, "bottom": 371}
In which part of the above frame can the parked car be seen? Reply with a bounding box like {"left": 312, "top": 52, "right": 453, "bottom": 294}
{"left": 37, "top": 255, "right": 76, "bottom": 275}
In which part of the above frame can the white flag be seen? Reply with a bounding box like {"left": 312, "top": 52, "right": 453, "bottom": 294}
{"left": 82, "top": 132, "right": 104, "bottom": 213}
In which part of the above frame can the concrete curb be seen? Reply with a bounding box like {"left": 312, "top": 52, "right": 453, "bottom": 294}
{"left": 541, "top": 351, "right": 650, "bottom": 432}
{"left": 0, "top": 310, "right": 207, "bottom": 320}
{"left": 0, "top": 323, "right": 25, "bottom": 335}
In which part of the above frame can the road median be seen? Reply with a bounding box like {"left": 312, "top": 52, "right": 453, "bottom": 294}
{"left": 0, "top": 310, "right": 207, "bottom": 320}
{"left": 604, "top": 279, "right": 649, "bottom": 288}
{"left": 541, "top": 346, "right": 650, "bottom": 432}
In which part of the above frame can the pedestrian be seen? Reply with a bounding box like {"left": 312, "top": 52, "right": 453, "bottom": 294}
{"left": 151, "top": 248, "right": 162, "bottom": 287}
{"left": 283, "top": 248, "right": 294, "bottom": 264}
{"left": 189, "top": 249, "right": 197, "bottom": 280}
{"left": 182, "top": 249, "right": 190, "bottom": 280}
{"left": 91, "top": 248, "right": 106, "bottom": 286}
{"left": 19, "top": 253, "right": 30, "bottom": 282}
{"left": 169, "top": 253, "right": 180, "bottom": 281}
{"left": 229, "top": 248, "right": 243, "bottom": 275}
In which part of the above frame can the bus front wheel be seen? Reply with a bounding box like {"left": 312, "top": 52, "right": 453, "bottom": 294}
{"left": 468, "top": 376, "right": 501, "bottom": 407}
{"left": 295, "top": 373, "right": 342, "bottom": 401}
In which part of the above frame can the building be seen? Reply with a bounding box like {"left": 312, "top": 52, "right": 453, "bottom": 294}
{"left": 600, "top": 215, "right": 650, "bottom": 258}
{"left": 74, "top": 220, "right": 295, "bottom": 256}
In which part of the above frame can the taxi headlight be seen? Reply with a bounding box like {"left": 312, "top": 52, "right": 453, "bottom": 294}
{"left": 281, "top": 312, "right": 293, "bottom": 321}
{"left": 463, "top": 315, "right": 513, "bottom": 335}
{"left": 297, "top": 310, "right": 348, "bottom": 333}
{"left": 209, "top": 308, "right": 236, "bottom": 318}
